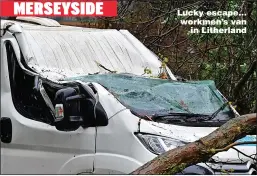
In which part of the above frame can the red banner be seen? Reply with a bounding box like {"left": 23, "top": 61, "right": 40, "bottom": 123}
{"left": 0, "top": 0, "right": 117, "bottom": 16}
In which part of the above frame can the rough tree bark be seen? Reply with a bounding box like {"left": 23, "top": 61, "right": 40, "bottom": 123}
{"left": 131, "top": 113, "right": 256, "bottom": 175}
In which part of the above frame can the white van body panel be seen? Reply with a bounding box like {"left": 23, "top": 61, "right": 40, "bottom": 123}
{"left": 93, "top": 153, "right": 143, "bottom": 174}
{"left": 1, "top": 81, "right": 96, "bottom": 174}
{"left": 1, "top": 34, "right": 96, "bottom": 174}
{"left": 94, "top": 110, "right": 156, "bottom": 174}
{"left": 140, "top": 120, "right": 217, "bottom": 141}
{"left": 90, "top": 83, "right": 127, "bottom": 119}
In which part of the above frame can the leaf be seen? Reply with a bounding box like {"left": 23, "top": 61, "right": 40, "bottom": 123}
{"left": 144, "top": 67, "right": 152, "bottom": 74}
{"left": 163, "top": 57, "right": 169, "bottom": 63}
{"left": 240, "top": 63, "right": 248, "bottom": 73}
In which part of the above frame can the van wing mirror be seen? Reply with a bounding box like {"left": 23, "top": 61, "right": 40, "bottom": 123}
{"left": 33, "top": 76, "right": 108, "bottom": 131}
{"left": 54, "top": 86, "right": 108, "bottom": 131}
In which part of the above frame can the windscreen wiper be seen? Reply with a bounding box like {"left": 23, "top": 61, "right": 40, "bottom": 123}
{"left": 208, "top": 101, "right": 230, "bottom": 121}
{"left": 144, "top": 101, "right": 231, "bottom": 122}
{"left": 151, "top": 112, "right": 211, "bottom": 122}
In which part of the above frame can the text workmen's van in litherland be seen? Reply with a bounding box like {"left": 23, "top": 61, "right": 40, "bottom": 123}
{"left": 1, "top": 17, "right": 256, "bottom": 175}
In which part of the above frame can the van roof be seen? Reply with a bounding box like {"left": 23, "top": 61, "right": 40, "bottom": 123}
{"left": 1, "top": 17, "right": 176, "bottom": 81}
{"left": 1, "top": 17, "right": 57, "bottom": 29}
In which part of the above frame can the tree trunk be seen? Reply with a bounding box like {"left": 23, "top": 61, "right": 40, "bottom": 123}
{"left": 233, "top": 60, "right": 256, "bottom": 97}
{"left": 131, "top": 113, "right": 256, "bottom": 175}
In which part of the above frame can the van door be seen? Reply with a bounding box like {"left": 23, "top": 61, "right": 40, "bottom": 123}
{"left": 1, "top": 36, "right": 96, "bottom": 174}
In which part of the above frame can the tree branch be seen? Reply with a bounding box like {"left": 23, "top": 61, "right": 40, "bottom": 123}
{"left": 214, "top": 141, "right": 257, "bottom": 152}
{"left": 233, "top": 60, "right": 257, "bottom": 97}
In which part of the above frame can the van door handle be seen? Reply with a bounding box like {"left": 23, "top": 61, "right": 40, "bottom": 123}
{"left": 0, "top": 117, "right": 12, "bottom": 143}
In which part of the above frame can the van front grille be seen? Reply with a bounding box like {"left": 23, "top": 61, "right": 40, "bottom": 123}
{"left": 207, "top": 161, "right": 256, "bottom": 175}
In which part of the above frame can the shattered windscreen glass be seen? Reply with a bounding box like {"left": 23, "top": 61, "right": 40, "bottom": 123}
{"left": 66, "top": 73, "right": 231, "bottom": 118}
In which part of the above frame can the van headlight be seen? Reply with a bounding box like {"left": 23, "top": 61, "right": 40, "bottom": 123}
{"left": 136, "top": 134, "right": 188, "bottom": 155}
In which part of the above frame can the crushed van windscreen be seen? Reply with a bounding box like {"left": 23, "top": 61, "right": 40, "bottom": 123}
{"left": 66, "top": 73, "right": 234, "bottom": 122}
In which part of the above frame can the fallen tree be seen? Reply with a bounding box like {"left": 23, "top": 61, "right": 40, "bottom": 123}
{"left": 131, "top": 113, "right": 257, "bottom": 174}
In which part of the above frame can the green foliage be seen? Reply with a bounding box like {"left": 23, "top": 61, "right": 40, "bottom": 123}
{"left": 187, "top": 0, "right": 257, "bottom": 114}
{"left": 200, "top": 62, "right": 229, "bottom": 80}
{"left": 158, "top": 53, "right": 169, "bottom": 64}
{"left": 240, "top": 63, "right": 247, "bottom": 74}
{"left": 144, "top": 67, "right": 152, "bottom": 75}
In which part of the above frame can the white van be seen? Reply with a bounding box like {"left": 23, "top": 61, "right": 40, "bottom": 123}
{"left": 1, "top": 17, "right": 256, "bottom": 175}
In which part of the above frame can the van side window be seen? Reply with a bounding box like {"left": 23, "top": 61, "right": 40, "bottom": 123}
{"left": 6, "top": 41, "right": 54, "bottom": 125}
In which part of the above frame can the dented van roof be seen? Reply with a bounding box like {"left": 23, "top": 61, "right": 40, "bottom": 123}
{"left": 1, "top": 18, "right": 176, "bottom": 81}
